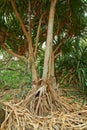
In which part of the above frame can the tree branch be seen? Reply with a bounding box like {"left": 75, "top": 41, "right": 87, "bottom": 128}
{"left": 34, "top": 12, "right": 46, "bottom": 58}
{"left": 10, "top": 0, "right": 30, "bottom": 45}
{"left": 54, "top": 19, "right": 67, "bottom": 36}
{"left": 53, "top": 35, "right": 69, "bottom": 55}
{"left": 0, "top": 67, "right": 24, "bottom": 72}
{"left": 1, "top": 44, "right": 26, "bottom": 62}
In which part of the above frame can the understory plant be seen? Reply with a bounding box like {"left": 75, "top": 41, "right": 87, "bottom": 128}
{"left": 56, "top": 39, "right": 87, "bottom": 95}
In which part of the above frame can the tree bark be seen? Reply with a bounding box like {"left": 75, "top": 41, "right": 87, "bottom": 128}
{"left": 27, "top": 0, "right": 38, "bottom": 81}
{"left": 1, "top": 44, "right": 26, "bottom": 62}
{"left": 10, "top": 0, "right": 38, "bottom": 82}
{"left": 43, "top": 0, "right": 57, "bottom": 80}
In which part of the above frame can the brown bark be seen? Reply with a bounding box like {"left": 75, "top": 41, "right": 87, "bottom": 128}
{"left": 27, "top": 1, "right": 38, "bottom": 81}
{"left": 1, "top": 44, "right": 26, "bottom": 62}
{"left": 54, "top": 30, "right": 72, "bottom": 58}
{"left": 10, "top": 0, "right": 30, "bottom": 45}
{"left": 54, "top": 19, "right": 67, "bottom": 36}
{"left": 10, "top": 0, "right": 38, "bottom": 81}
{"left": 54, "top": 34, "right": 70, "bottom": 55}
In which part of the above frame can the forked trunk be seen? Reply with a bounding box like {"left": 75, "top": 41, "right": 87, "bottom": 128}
{"left": 43, "top": 0, "right": 57, "bottom": 81}
{"left": 25, "top": 0, "right": 59, "bottom": 116}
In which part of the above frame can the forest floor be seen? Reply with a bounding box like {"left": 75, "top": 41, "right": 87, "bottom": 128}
{"left": 0, "top": 86, "right": 87, "bottom": 130}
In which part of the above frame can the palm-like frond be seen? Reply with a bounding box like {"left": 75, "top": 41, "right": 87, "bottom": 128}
{"left": 56, "top": 38, "right": 87, "bottom": 94}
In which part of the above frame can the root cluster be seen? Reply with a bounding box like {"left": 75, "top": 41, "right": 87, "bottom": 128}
{"left": 0, "top": 80, "right": 87, "bottom": 130}
{"left": 24, "top": 80, "right": 71, "bottom": 116}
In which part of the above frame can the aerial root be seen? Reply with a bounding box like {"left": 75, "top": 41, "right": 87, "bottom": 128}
{"left": 24, "top": 80, "right": 73, "bottom": 116}
{"left": 0, "top": 100, "right": 87, "bottom": 130}
{"left": 0, "top": 80, "right": 87, "bottom": 129}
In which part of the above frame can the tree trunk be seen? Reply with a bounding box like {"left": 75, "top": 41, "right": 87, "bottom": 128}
{"left": 27, "top": 0, "right": 38, "bottom": 82}
{"left": 11, "top": 0, "right": 38, "bottom": 82}
{"left": 43, "top": 0, "right": 57, "bottom": 81}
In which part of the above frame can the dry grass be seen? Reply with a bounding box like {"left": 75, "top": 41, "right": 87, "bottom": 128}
{"left": 0, "top": 81, "right": 87, "bottom": 130}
